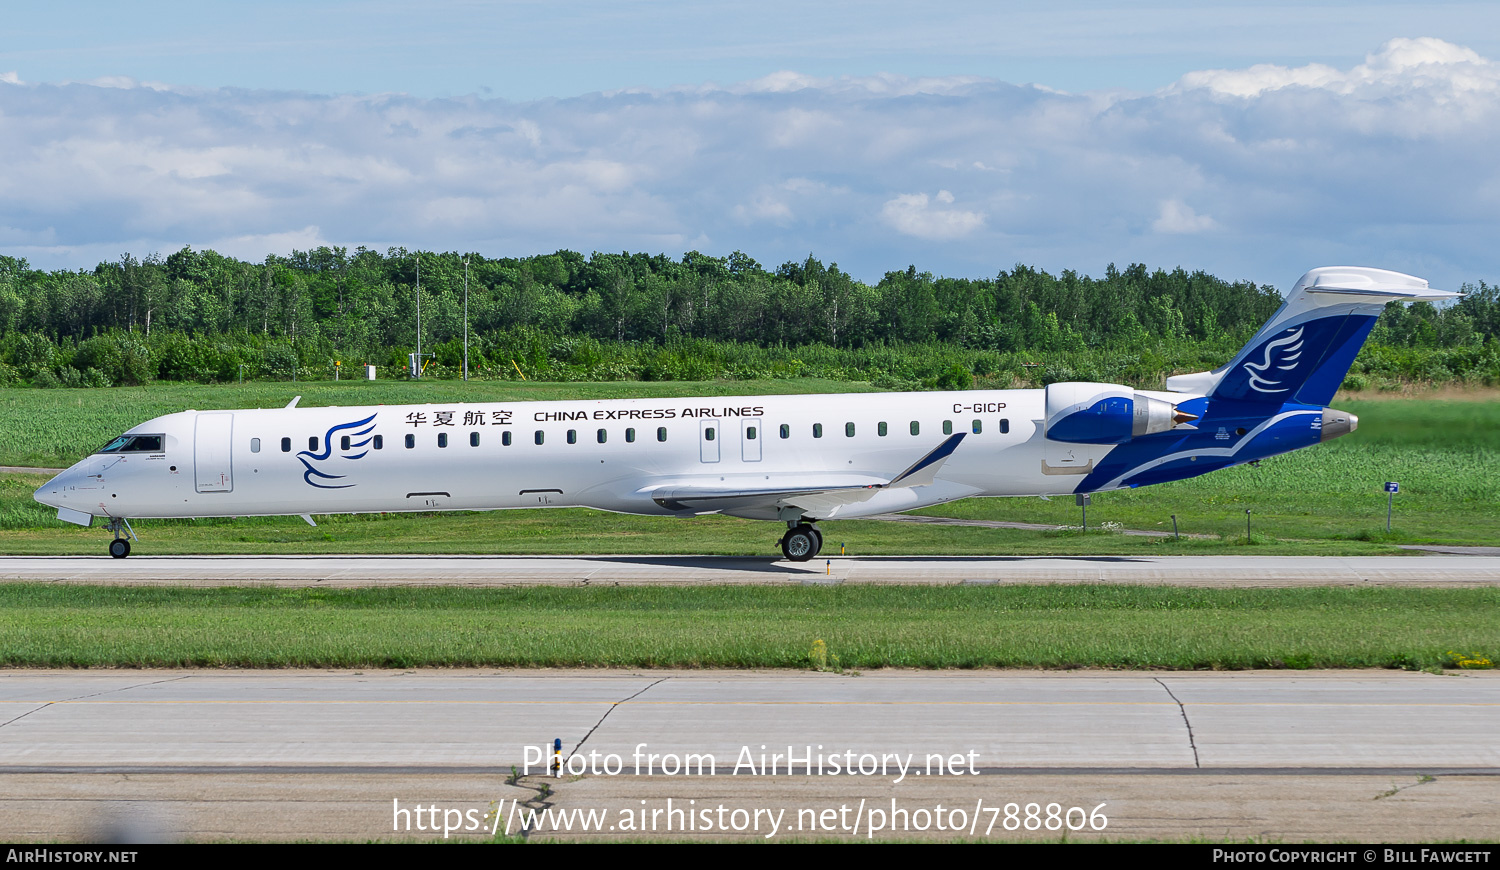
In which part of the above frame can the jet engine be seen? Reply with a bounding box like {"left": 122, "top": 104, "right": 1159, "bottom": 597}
{"left": 1044, "top": 382, "right": 1197, "bottom": 445}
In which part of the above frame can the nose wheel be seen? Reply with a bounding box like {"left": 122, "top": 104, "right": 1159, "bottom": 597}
{"left": 105, "top": 517, "right": 135, "bottom": 558}
{"left": 779, "top": 524, "right": 823, "bottom": 562}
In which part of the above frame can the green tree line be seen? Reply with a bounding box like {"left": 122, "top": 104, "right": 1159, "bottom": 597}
{"left": 0, "top": 247, "right": 1495, "bottom": 390}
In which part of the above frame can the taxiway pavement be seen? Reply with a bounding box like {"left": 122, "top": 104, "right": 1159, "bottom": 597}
{"left": 1, "top": 669, "right": 1496, "bottom": 841}
{"left": 1, "top": 553, "right": 1497, "bottom": 586}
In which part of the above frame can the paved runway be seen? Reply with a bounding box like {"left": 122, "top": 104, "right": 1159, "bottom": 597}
{"left": 2, "top": 669, "right": 1497, "bottom": 841}
{"left": 1, "top": 553, "right": 1498, "bottom": 586}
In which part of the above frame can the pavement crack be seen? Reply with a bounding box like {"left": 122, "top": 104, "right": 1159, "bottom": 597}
{"left": 0, "top": 704, "right": 52, "bottom": 730}
{"left": 1154, "top": 677, "right": 1201, "bottom": 769}
{"left": 571, "top": 677, "right": 669, "bottom": 756}
{"left": 1375, "top": 774, "right": 1436, "bottom": 800}
{"left": 500, "top": 777, "right": 558, "bottom": 840}
{"left": 0, "top": 676, "right": 188, "bottom": 731}
{"left": 55, "top": 675, "right": 190, "bottom": 704}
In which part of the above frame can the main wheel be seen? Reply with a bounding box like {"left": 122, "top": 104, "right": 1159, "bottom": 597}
{"left": 808, "top": 527, "right": 823, "bottom": 557}
{"left": 780, "top": 527, "right": 817, "bottom": 562}
{"left": 108, "top": 539, "right": 131, "bottom": 559}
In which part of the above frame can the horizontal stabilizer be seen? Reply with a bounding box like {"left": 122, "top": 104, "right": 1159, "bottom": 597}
{"left": 1302, "top": 268, "right": 1459, "bottom": 301}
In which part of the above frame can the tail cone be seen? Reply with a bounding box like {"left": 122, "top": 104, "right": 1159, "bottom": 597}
{"left": 1320, "top": 408, "right": 1358, "bottom": 442}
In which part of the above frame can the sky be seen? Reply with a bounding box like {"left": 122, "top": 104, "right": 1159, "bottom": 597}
{"left": 4, "top": 1, "right": 1500, "bottom": 290}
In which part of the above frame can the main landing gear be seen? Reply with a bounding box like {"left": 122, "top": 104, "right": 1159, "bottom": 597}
{"left": 779, "top": 522, "right": 823, "bottom": 562}
{"left": 106, "top": 517, "right": 134, "bottom": 559}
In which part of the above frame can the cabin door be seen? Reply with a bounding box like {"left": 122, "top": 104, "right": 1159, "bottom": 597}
{"left": 194, "top": 412, "right": 234, "bottom": 493}
{"left": 741, "top": 417, "right": 762, "bottom": 462}
{"left": 699, "top": 419, "right": 721, "bottom": 463}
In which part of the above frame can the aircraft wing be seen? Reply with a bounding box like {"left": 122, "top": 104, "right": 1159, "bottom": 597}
{"left": 646, "top": 433, "right": 965, "bottom": 517}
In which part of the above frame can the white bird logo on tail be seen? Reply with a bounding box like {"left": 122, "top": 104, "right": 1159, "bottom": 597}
{"left": 1242, "top": 326, "right": 1304, "bottom": 393}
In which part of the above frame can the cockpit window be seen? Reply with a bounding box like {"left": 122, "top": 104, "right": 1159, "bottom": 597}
{"left": 97, "top": 434, "right": 165, "bottom": 454}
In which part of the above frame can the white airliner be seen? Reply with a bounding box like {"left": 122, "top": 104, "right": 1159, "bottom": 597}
{"left": 35, "top": 266, "right": 1453, "bottom": 561}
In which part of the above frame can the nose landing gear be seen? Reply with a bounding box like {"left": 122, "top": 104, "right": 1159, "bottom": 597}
{"left": 105, "top": 517, "right": 135, "bottom": 559}
{"left": 779, "top": 522, "right": 824, "bottom": 562}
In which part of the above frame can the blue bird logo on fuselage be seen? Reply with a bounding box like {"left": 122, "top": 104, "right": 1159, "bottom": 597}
{"left": 296, "top": 414, "right": 378, "bottom": 489}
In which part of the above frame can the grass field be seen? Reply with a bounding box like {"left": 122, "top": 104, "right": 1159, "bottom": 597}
{"left": 913, "top": 394, "right": 1500, "bottom": 545}
{"left": 0, "top": 584, "right": 1493, "bottom": 670}
{"left": 1, "top": 382, "right": 1495, "bottom": 673}
{"left": 0, "top": 472, "right": 1404, "bottom": 556}
{"left": 0, "top": 380, "right": 1494, "bottom": 554}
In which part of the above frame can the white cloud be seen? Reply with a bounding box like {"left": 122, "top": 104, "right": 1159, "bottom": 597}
{"left": 207, "top": 226, "right": 331, "bottom": 261}
{"left": 1, "top": 41, "right": 1499, "bottom": 290}
{"left": 1173, "top": 37, "right": 1495, "bottom": 98}
{"left": 733, "top": 70, "right": 989, "bottom": 97}
{"left": 0, "top": 72, "right": 20, "bottom": 85}
{"left": 882, "top": 190, "right": 986, "bottom": 240}
{"left": 1152, "top": 200, "right": 1217, "bottom": 234}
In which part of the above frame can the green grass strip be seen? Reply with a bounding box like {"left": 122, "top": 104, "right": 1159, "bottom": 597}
{"left": 1, "top": 584, "right": 1495, "bottom": 671}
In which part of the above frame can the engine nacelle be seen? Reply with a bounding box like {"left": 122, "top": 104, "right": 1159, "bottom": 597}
{"left": 1044, "top": 382, "right": 1192, "bottom": 445}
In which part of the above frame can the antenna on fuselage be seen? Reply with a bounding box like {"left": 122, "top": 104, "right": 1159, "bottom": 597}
{"left": 286, "top": 396, "right": 301, "bottom": 409}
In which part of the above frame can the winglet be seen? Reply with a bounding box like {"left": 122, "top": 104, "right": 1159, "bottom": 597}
{"left": 286, "top": 396, "right": 301, "bottom": 409}
{"left": 890, "top": 433, "right": 966, "bottom": 488}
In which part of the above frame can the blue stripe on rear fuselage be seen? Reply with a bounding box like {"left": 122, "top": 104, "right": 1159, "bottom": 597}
{"left": 1076, "top": 398, "right": 1325, "bottom": 492}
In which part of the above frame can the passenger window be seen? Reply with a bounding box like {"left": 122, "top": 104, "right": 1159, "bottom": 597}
{"left": 626, "top": 428, "right": 636, "bottom": 443}
{"left": 657, "top": 427, "right": 668, "bottom": 442}
{"left": 1000, "top": 419, "right": 1010, "bottom": 434}
{"left": 373, "top": 435, "right": 383, "bottom": 450}
{"left": 308, "top": 436, "right": 318, "bottom": 450}
{"left": 909, "top": 421, "right": 919, "bottom": 436}
{"left": 813, "top": 424, "right": 823, "bottom": 438}
{"left": 779, "top": 424, "right": 789, "bottom": 439}
{"left": 281, "top": 437, "right": 291, "bottom": 453}
{"left": 705, "top": 427, "right": 715, "bottom": 441}
{"left": 747, "top": 426, "right": 757, "bottom": 440}
{"left": 597, "top": 428, "right": 607, "bottom": 444}
{"left": 535, "top": 430, "right": 545, "bottom": 445}
{"left": 845, "top": 422, "right": 855, "bottom": 437}
{"left": 251, "top": 438, "right": 261, "bottom": 453}
{"left": 471, "top": 431, "right": 480, "bottom": 447}
{"left": 878, "top": 422, "right": 887, "bottom": 437}
{"left": 502, "top": 431, "right": 512, "bottom": 446}
{"left": 972, "top": 419, "right": 982, "bottom": 434}
{"left": 341, "top": 435, "right": 351, "bottom": 451}
{"left": 404, "top": 434, "right": 415, "bottom": 449}
{"left": 567, "top": 429, "right": 577, "bottom": 444}
{"left": 438, "top": 433, "right": 448, "bottom": 448}
{"left": 943, "top": 420, "right": 953, "bottom": 435}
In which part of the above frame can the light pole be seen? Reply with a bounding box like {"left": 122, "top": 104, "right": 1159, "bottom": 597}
{"left": 463, "top": 256, "right": 470, "bottom": 382}
{"left": 415, "top": 252, "right": 421, "bottom": 379}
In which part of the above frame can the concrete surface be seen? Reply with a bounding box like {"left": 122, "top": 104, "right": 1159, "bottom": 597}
{"left": 1, "top": 553, "right": 1498, "bottom": 586}
{"left": 0, "top": 669, "right": 1495, "bottom": 841}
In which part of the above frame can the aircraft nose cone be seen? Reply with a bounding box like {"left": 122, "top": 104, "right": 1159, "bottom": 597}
{"left": 1320, "top": 408, "right": 1357, "bottom": 442}
{"left": 33, "top": 473, "right": 65, "bottom": 509}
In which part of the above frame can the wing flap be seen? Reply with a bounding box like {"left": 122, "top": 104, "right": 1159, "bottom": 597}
{"left": 646, "top": 433, "right": 967, "bottom": 516}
